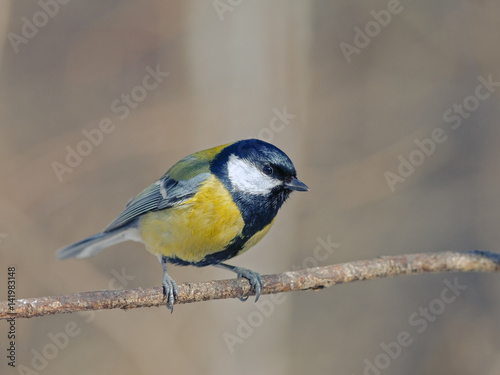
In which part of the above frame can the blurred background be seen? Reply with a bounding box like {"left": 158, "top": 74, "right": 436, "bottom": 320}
{"left": 1, "top": 1, "right": 500, "bottom": 374}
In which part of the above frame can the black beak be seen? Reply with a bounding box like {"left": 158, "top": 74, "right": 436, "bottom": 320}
{"left": 285, "top": 177, "right": 309, "bottom": 192}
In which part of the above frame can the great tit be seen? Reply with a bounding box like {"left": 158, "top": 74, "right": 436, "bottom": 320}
{"left": 56, "top": 139, "right": 308, "bottom": 311}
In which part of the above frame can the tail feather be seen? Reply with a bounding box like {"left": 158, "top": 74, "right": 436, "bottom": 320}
{"left": 56, "top": 227, "right": 142, "bottom": 260}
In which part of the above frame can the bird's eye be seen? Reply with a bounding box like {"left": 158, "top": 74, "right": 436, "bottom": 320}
{"left": 262, "top": 165, "right": 273, "bottom": 176}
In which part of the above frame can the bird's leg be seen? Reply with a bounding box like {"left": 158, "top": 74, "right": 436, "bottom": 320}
{"left": 161, "top": 256, "right": 178, "bottom": 312}
{"left": 215, "top": 263, "right": 263, "bottom": 302}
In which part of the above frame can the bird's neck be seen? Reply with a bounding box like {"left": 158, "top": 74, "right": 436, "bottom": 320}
{"left": 232, "top": 189, "right": 289, "bottom": 238}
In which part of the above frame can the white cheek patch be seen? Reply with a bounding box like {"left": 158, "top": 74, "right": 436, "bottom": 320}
{"left": 227, "top": 154, "right": 281, "bottom": 195}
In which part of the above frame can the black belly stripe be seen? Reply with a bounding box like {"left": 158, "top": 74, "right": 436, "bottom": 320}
{"left": 166, "top": 234, "right": 248, "bottom": 267}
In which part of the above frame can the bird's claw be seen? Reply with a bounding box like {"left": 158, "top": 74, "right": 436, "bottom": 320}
{"left": 162, "top": 273, "right": 178, "bottom": 313}
{"left": 235, "top": 267, "right": 262, "bottom": 302}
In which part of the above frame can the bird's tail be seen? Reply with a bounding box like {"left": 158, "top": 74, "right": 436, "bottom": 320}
{"left": 56, "top": 226, "right": 142, "bottom": 260}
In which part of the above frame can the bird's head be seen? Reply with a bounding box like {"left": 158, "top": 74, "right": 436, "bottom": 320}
{"left": 212, "top": 139, "right": 308, "bottom": 208}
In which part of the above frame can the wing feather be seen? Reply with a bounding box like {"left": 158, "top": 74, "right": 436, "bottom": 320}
{"left": 104, "top": 154, "right": 212, "bottom": 232}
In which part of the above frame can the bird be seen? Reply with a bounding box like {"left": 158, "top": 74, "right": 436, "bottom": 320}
{"left": 56, "top": 139, "right": 308, "bottom": 311}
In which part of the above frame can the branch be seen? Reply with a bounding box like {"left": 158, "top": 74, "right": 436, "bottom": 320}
{"left": 1, "top": 250, "right": 499, "bottom": 319}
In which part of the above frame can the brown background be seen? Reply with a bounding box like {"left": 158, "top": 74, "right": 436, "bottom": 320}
{"left": 1, "top": 1, "right": 500, "bottom": 374}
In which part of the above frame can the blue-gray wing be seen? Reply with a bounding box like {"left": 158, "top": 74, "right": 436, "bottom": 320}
{"left": 104, "top": 170, "right": 210, "bottom": 232}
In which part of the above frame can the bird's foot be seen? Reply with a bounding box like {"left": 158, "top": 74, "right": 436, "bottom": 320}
{"left": 162, "top": 273, "right": 178, "bottom": 312}
{"left": 161, "top": 257, "right": 178, "bottom": 312}
{"left": 216, "top": 263, "right": 263, "bottom": 302}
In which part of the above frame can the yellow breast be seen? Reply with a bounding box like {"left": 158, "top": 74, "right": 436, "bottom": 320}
{"left": 139, "top": 175, "right": 245, "bottom": 263}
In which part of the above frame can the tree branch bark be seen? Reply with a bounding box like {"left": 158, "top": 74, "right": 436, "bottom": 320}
{"left": 1, "top": 250, "right": 499, "bottom": 319}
